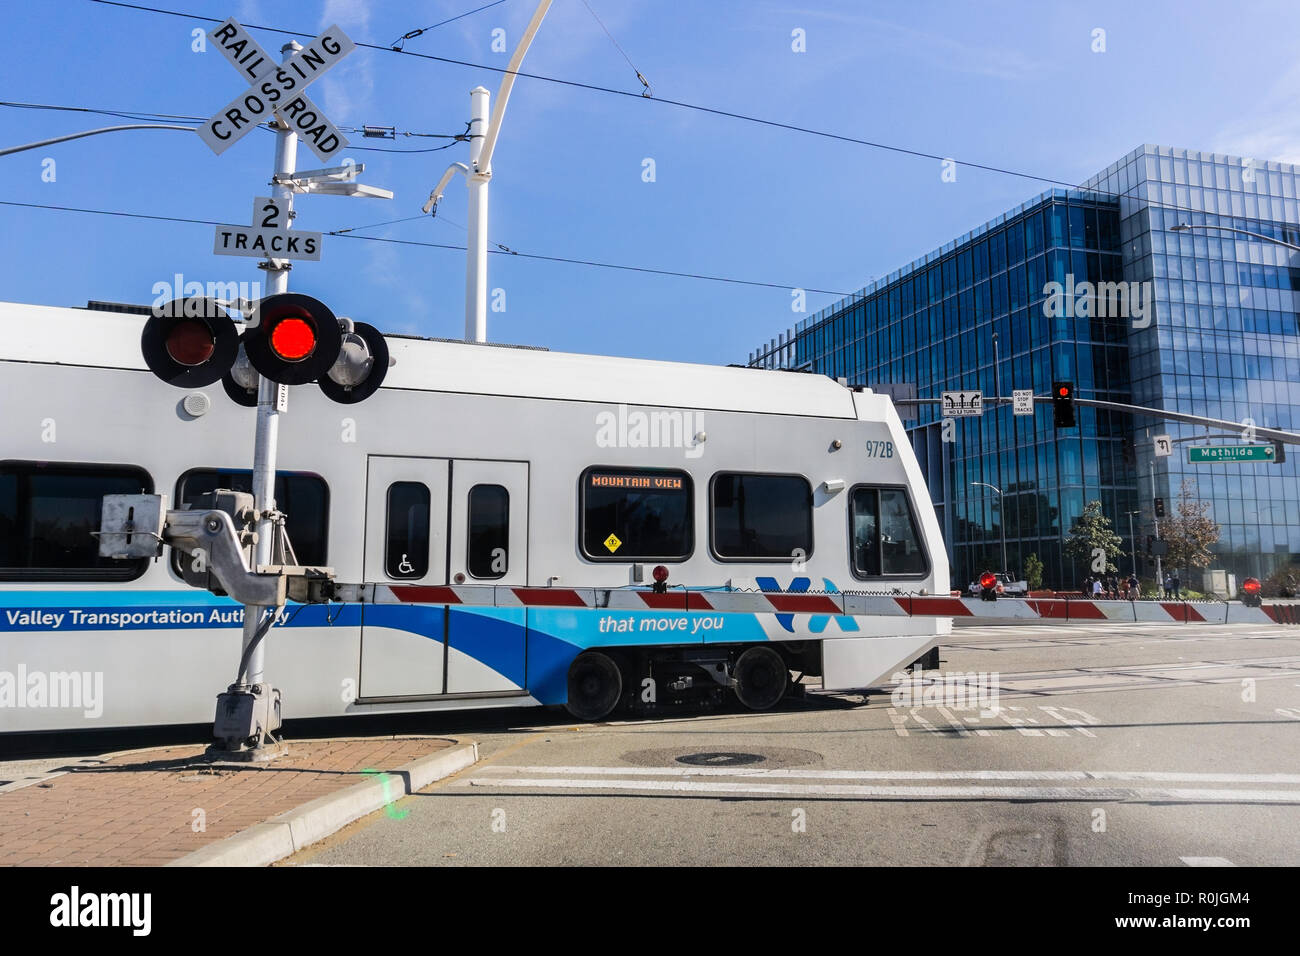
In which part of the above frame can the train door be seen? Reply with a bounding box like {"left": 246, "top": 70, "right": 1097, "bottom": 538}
{"left": 359, "top": 456, "right": 450, "bottom": 699}
{"left": 444, "top": 460, "right": 529, "bottom": 694}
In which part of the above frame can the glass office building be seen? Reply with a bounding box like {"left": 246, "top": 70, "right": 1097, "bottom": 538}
{"left": 749, "top": 145, "right": 1300, "bottom": 589}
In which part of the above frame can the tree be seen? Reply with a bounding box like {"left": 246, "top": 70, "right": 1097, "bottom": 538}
{"left": 1163, "top": 479, "right": 1220, "bottom": 584}
{"left": 1024, "top": 553, "right": 1044, "bottom": 590}
{"left": 1063, "top": 500, "right": 1124, "bottom": 577}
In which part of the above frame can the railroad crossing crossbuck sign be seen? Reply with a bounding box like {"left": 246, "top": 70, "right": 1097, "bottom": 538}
{"left": 199, "top": 17, "right": 355, "bottom": 162}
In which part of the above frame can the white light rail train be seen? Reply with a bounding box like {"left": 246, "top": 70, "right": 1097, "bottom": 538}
{"left": 0, "top": 299, "right": 951, "bottom": 736}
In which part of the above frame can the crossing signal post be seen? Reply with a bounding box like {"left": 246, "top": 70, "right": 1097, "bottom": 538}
{"left": 1052, "top": 381, "right": 1076, "bottom": 428}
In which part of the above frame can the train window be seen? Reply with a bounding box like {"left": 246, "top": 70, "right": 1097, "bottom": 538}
{"left": 581, "top": 467, "right": 692, "bottom": 561}
{"left": 0, "top": 460, "right": 152, "bottom": 581}
{"left": 467, "top": 484, "right": 509, "bottom": 579}
{"left": 711, "top": 473, "right": 813, "bottom": 561}
{"left": 385, "top": 482, "right": 430, "bottom": 579}
{"left": 851, "top": 486, "right": 928, "bottom": 578}
{"left": 171, "top": 469, "right": 329, "bottom": 577}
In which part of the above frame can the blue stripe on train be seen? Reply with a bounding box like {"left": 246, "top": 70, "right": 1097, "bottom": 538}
{"left": 0, "top": 592, "right": 774, "bottom": 707}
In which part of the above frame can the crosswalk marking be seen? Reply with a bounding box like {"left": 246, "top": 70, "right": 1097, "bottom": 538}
{"left": 475, "top": 766, "right": 1300, "bottom": 783}
{"left": 1180, "top": 857, "right": 1236, "bottom": 866}
{"left": 463, "top": 775, "right": 1300, "bottom": 804}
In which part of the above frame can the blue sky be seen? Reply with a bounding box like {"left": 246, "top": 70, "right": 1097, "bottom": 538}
{"left": 4, "top": 0, "right": 1300, "bottom": 365}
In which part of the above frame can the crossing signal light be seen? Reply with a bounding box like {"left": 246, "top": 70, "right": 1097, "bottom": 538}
{"left": 1052, "top": 381, "right": 1076, "bottom": 428}
{"left": 141, "top": 297, "right": 239, "bottom": 388}
{"left": 142, "top": 291, "right": 389, "bottom": 404}
{"left": 1154, "top": 497, "right": 1165, "bottom": 519}
{"left": 979, "top": 570, "right": 998, "bottom": 601}
{"left": 244, "top": 293, "right": 343, "bottom": 386}
{"left": 319, "top": 319, "right": 390, "bottom": 404}
{"left": 1274, "top": 441, "right": 1286, "bottom": 464}
{"left": 221, "top": 336, "right": 260, "bottom": 408}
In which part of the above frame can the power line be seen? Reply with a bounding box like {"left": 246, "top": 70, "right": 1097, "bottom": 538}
{"left": 391, "top": 0, "right": 508, "bottom": 50}
{"left": 0, "top": 99, "right": 467, "bottom": 154}
{"left": 85, "top": 0, "right": 1077, "bottom": 188}
{"left": 0, "top": 198, "right": 853, "bottom": 294}
{"left": 328, "top": 214, "right": 429, "bottom": 235}
{"left": 579, "top": 0, "right": 651, "bottom": 96}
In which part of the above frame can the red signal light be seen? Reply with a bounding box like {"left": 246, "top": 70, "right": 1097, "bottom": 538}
{"left": 1058, "top": 385, "right": 1070, "bottom": 397}
{"left": 164, "top": 320, "right": 217, "bottom": 367}
{"left": 652, "top": 565, "right": 670, "bottom": 583}
{"left": 269, "top": 316, "right": 317, "bottom": 361}
{"left": 1243, "top": 577, "right": 1261, "bottom": 594}
{"left": 979, "top": 571, "right": 997, "bottom": 590}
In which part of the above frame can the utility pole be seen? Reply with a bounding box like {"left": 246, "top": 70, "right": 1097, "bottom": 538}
{"left": 1126, "top": 509, "right": 1140, "bottom": 577}
{"left": 239, "top": 40, "right": 300, "bottom": 718}
{"left": 1150, "top": 460, "right": 1163, "bottom": 589}
{"left": 992, "top": 331, "right": 1004, "bottom": 573}
{"left": 423, "top": 0, "right": 554, "bottom": 343}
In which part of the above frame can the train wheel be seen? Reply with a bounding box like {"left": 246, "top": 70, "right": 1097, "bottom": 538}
{"left": 734, "top": 646, "right": 789, "bottom": 711}
{"left": 565, "top": 651, "right": 623, "bottom": 721}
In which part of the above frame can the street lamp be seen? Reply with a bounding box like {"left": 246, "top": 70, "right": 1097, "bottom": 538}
{"left": 971, "top": 481, "right": 1007, "bottom": 578}
{"left": 1170, "top": 222, "right": 1300, "bottom": 253}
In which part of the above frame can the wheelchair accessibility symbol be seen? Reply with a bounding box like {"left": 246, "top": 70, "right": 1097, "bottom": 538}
{"left": 398, "top": 554, "right": 415, "bottom": 575}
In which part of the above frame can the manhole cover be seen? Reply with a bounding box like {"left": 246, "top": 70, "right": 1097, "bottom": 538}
{"left": 622, "top": 746, "right": 822, "bottom": 769}
{"left": 675, "top": 752, "right": 766, "bottom": 767}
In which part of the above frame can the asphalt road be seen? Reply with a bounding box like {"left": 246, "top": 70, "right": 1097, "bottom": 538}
{"left": 285, "top": 621, "right": 1300, "bottom": 867}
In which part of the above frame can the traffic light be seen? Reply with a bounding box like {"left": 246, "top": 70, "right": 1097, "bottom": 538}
{"left": 979, "top": 570, "right": 998, "bottom": 602}
{"left": 1274, "top": 441, "right": 1287, "bottom": 464}
{"left": 141, "top": 297, "right": 240, "bottom": 388}
{"left": 1154, "top": 497, "right": 1165, "bottom": 519}
{"left": 1052, "top": 381, "right": 1075, "bottom": 428}
{"left": 1241, "top": 577, "right": 1262, "bottom": 607}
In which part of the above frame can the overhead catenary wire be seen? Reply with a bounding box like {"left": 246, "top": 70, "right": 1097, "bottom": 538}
{"left": 579, "top": 0, "right": 652, "bottom": 96}
{"left": 390, "top": 0, "right": 509, "bottom": 50}
{"left": 0, "top": 99, "right": 469, "bottom": 154}
{"left": 0, "top": 199, "right": 854, "bottom": 295}
{"left": 84, "top": 0, "right": 1078, "bottom": 189}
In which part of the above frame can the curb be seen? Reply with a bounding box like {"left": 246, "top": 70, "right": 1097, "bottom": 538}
{"left": 167, "top": 738, "right": 479, "bottom": 867}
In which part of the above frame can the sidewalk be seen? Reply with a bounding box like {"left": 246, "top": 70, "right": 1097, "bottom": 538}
{"left": 0, "top": 735, "right": 477, "bottom": 866}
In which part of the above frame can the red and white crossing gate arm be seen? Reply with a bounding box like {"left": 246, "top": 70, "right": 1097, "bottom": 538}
{"left": 372, "top": 584, "right": 956, "bottom": 617}
{"left": 368, "top": 585, "right": 1299, "bottom": 625}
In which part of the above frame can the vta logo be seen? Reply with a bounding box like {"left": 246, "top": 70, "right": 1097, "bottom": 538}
{"left": 755, "top": 576, "right": 859, "bottom": 633}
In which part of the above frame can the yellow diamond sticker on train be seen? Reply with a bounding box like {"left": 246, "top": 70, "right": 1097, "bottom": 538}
{"left": 604, "top": 533, "right": 622, "bottom": 553}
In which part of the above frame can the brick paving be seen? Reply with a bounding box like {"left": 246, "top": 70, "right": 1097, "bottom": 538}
{"left": 0, "top": 736, "right": 456, "bottom": 866}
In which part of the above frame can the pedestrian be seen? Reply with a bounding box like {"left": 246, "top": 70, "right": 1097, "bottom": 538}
{"left": 1081, "top": 575, "right": 1090, "bottom": 597}
{"left": 1127, "top": 573, "right": 1139, "bottom": 600}
{"left": 1091, "top": 577, "right": 1103, "bottom": 599}
{"left": 1171, "top": 573, "right": 1181, "bottom": 599}
{"left": 1163, "top": 573, "right": 1172, "bottom": 599}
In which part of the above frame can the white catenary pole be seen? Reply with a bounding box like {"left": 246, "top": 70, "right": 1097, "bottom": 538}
{"left": 241, "top": 40, "right": 301, "bottom": 687}
{"left": 456, "top": 0, "right": 552, "bottom": 343}
{"left": 464, "top": 85, "right": 490, "bottom": 343}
